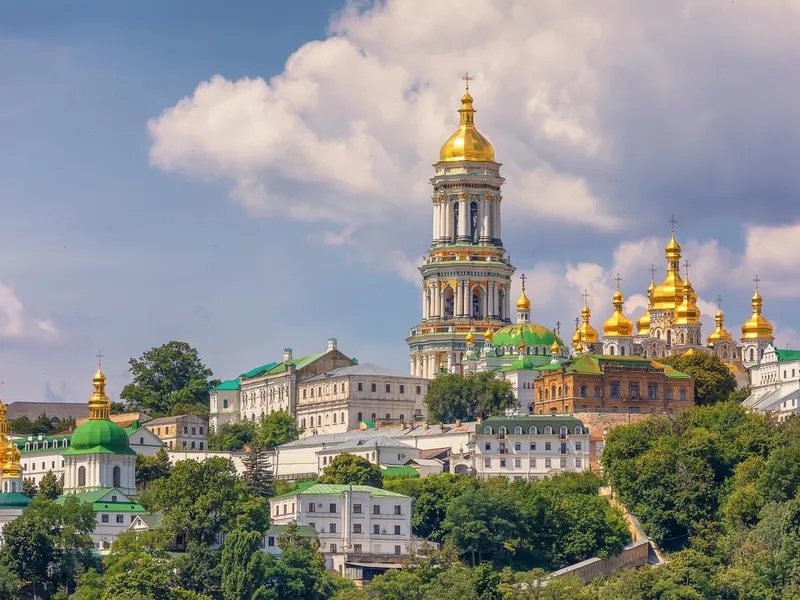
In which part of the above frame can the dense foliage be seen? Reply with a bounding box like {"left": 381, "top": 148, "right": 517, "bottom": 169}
{"left": 135, "top": 447, "right": 172, "bottom": 490}
{"left": 664, "top": 352, "right": 737, "bottom": 406}
{"left": 8, "top": 413, "right": 74, "bottom": 435}
{"left": 425, "top": 372, "right": 517, "bottom": 422}
{"left": 384, "top": 472, "right": 629, "bottom": 570}
{"left": 208, "top": 412, "right": 299, "bottom": 451}
{"left": 120, "top": 341, "right": 218, "bottom": 417}
{"left": 317, "top": 453, "right": 384, "bottom": 488}
{"left": 208, "top": 421, "right": 256, "bottom": 451}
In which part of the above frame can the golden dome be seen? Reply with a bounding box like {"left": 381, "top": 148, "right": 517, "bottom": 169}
{"left": 89, "top": 368, "right": 111, "bottom": 421}
{"left": 575, "top": 339, "right": 584, "bottom": 353}
{"left": 636, "top": 277, "right": 655, "bottom": 336}
{"left": 465, "top": 328, "right": 475, "bottom": 345}
{"left": 579, "top": 304, "right": 600, "bottom": 343}
{"left": 572, "top": 326, "right": 582, "bottom": 346}
{"left": 707, "top": 306, "right": 733, "bottom": 346}
{"left": 484, "top": 327, "right": 494, "bottom": 342}
{"left": 741, "top": 285, "right": 774, "bottom": 340}
{"left": 652, "top": 223, "right": 685, "bottom": 311}
{"left": 665, "top": 234, "right": 681, "bottom": 257}
{"left": 2, "top": 440, "right": 20, "bottom": 479}
{"left": 439, "top": 79, "right": 495, "bottom": 163}
{"left": 685, "top": 348, "right": 696, "bottom": 356}
{"left": 516, "top": 289, "right": 531, "bottom": 311}
{"left": 674, "top": 278, "right": 701, "bottom": 326}
{"left": 603, "top": 289, "right": 634, "bottom": 337}
{"left": 550, "top": 340, "right": 560, "bottom": 355}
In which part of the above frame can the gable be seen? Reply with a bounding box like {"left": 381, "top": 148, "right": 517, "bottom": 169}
{"left": 128, "top": 427, "right": 162, "bottom": 447}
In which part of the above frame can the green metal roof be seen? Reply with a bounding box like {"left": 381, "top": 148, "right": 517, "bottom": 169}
{"left": 267, "top": 352, "right": 328, "bottom": 375}
{"left": 477, "top": 415, "right": 588, "bottom": 434}
{"left": 539, "top": 354, "right": 692, "bottom": 379}
{"left": 360, "top": 420, "right": 375, "bottom": 428}
{"left": 381, "top": 466, "right": 420, "bottom": 479}
{"left": 56, "top": 487, "right": 146, "bottom": 513}
{"left": 492, "top": 324, "right": 566, "bottom": 350}
{"left": 240, "top": 362, "right": 278, "bottom": 379}
{"left": 270, "top": 484, "right": 409, "bottom": 501}
{"left": 775, "top": 349, "right": 800, "bottom": 363}
{"left": 63, "top": 419, "right": 136, "bottom": 456}
{"left": 212, "top": 378, "right": 241, "bottom": 391}
{"left": 0, "top": 492, "right": 32, "bottom": 508}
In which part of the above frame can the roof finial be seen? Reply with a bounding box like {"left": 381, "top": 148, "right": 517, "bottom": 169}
{"left": 683, "top": 259, "right": 691, "bottom": 280}
{"left": 555, "top": 321, "right": 561, "bottom": 336}
{"left": 575, "top": 317, "right": 580, "bottom": 330}
{"left": 649, "top": 264, "right": 657, "bottom": 283}
{"left": 669, "top": 214, "right": 677, "bottom": 233}
{"left": 754, "top": 274, "right": 761, "bottom": 292}
{"left": 462, "top": 71, "right": 474, "bottom": 93}
{"left": 520, "top": 272, "right": 527, "bottom": 293}
{"left": 716, "top": 294, "right": 723, "bottom": 309}
{"left": 96, "top": 350, "right": 104, "bottom": 371}
{"left": 614, "top": 273, "right": 622, "bottom": 290}
{"left": 582, "top": 289, "right": 590, "bottom": 306}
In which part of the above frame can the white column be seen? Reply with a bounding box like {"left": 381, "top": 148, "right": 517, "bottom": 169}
{"left": 445, "top": 202, "right": 453, "bottom": 242}
{"left": 438, "top": 202, "right": 445, "bottom": 241}
{"left": 465, "top": 282, "right": 472, "bottom": 318}
{"left": 496, "top": 199, "right": 502, "bottom": 240}
{"left": 410, "top": 356, "right": 416, "bottom": 375}
{"left": 432, "top": 202, "right": 439, "bottom": 242}
{"left": 483, "top": 198, "right": 491, "bottom": 241}
{"left": 432, "top": 283, "right": 439, "bottom": 318}
{"left": 458, "top": 199, "right": 468, "bottom": 239}
{"left": 422, "top": 286, "right": 428, "bottom": 320}
{"left": 455, "top": 281, "right": 463, "bottom": 317}
{"left": 477, "top": 200, "right": 485, "bottom": 242}
{"left": 506, "top": 286, "right": 511, "bottom": 319}
{"left": 447, "top": 352, "right": 454, "bottom": 372}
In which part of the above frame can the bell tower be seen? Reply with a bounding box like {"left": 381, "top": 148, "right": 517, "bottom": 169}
{"left": 406, "top": 75, "right": 515, "bottom": 379}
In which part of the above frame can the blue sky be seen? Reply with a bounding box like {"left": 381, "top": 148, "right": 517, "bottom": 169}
{"left": 1, "top": 0, "right": 800, "bottom": 405}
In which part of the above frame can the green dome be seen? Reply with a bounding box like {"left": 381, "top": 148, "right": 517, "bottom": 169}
{"left": 507, "top": 357, "right": 535, "bottom": 371}
{"left": 492, "top": 323, "right": 565, "bottom": 351}
{"left": 63, "top": 419, "right": 135, "bottom": 456}
{"left": 0, "top": 492, "right": 32, "bottom": 508}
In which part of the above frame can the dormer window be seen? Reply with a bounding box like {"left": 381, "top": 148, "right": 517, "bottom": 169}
{"left": 483, "top": 426, "right": 493, "bottom": 435}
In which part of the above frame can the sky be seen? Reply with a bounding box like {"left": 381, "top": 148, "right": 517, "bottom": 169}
{"left": 1, "top": 0, "right": 800, "bottom": 405}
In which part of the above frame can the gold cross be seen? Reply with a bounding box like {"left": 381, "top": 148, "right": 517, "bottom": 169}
{"left": 462, "top": 72, "right": 474, "bottom": 92}
{"left": 614, "top": 273, "right": 622, "bottom": 290}
{"left": 582, "top": 289, "right": 590, "bottom": 306}
{"left": 520, "top": 273, "right": 527, "bottom": 292}
{"left": 669, "top": 214, "right": 678, "bottom": 232}
{"left": 96, "top": 350, "right": 104, "bottom": 370}
{"left": 753, "top": 274, "right": 761, "bottom": 291}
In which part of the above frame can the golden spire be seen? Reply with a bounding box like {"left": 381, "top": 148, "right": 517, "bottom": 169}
{"left": 465, "top": 326, "right": 475, "bottom": 345}
{"left": 741, "top": 275, "right": 774, "bottom": 340}
{"left": 603, "top": 275, "right": 634, "bottom": 337}
{"left": 2, "top": 440, "right": 20, "bottom": 479}
{"left": 578, "top": 290, "right": 599, "bottom": 343}
{"left": 707, "top": 295, "right": 733, "bottom": 346}
{"left": 515, "top": 273, "right": 531, "bottom": 310}
{"left": 0, "top": 398, "right": 7, "bottom": 467}
{"left": 89, "top": 351, "right": 111, "bottom": 421}
{"left": 652, "top": 216, "right": 685, "bottom": 311}
{"left": 439, "top": 73, "right": 496, "bottom": 163}
{"left": 674, "top": 261, "right": 701, "bottom": 326}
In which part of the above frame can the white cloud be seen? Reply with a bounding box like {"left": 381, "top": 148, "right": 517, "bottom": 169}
{"left": 0, "top": 281, "right": 58, "bottom": 340}
{"left": 735, "top": 223, "right": 800, "bottom": 297}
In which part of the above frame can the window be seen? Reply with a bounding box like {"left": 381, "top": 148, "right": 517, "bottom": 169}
{"left": 333, "top": 384, "right": 337, "bottom": 393}
{"left": 545, "top": 442, "right": 551, "bottom": 450}
{"left": 373, "top": 524, "right": 380, "bottom": 535}
{"left": 394, "top": 525, "right": 401, "bottom": 535}
{"left": 191, "top": 441, "right": 196, "bottom": 449}
{"left": 184, "top": 426, "right": 188, "bottom": 434}
{"left": 353, "top": 524, "right": 362, "bottom": 534}
{"left": 200, "top": 442, "right": 204, "bottom": 450}
{"left": 268, "top": 536, "right": 275, "bottom": 547}
{"left": 514, "top": 442, "right": 521, "bottom": 451}
{"left": 648, "top": 382, "right": 658, "bottom": 399}
{"left": 116, "top": 514, "right": 124, "bottom": 524}
{"left": 283, "top": 505, "right": 287, "bottom": 515}
{"left": 559, "top": 426, "right": 567, "bottom": 437}
{"left": 371, "top": 413, "right": 376, "bottom": 421}
{"left": 373, "top": 505, "right": 381, "bottom": 515}
{"left": 353, "top": 503, "right": 362, "bottom": 514}
{"left": 530, "top": 458, "right": 537, "bottom": 467}
{"left": 500, "top": 459, "right": 506, "bottom": 468}
{"left": 576, "top": 458, "right": 582, "bottom": 468}
{"left": 560, "top": 457, "right": 567, "bottom": 468}
{"left": 354, "top": 544, "right": 362, "bottom": 553}
{"left": 514, "top": 425, "right": 523, "bottom": 435}
{"left": 483, "top": 426, "right": 493, "bottom": 435}
{"left": 416, "top": 385, "right": 422, "bottom": 394}
{"left": 680, "top": 389, "right": 687, "bottom": 401}
{"left": 394, "top": 505, "right": 402, "bottom": 515}
{"left": 101, "top": 514, "right": 109, "bottom": 523}
{"left": 223, "top": 399, "right": 229, "bottom": 409}
{"left": 333, "top": 413, "right": 337, "bottom": 424}
{"left": 514, "top": 458, "right": 521, "bottom": 467}
{"left": 544, "top": 426, "right": 552, "bottom": 435}
{"left": 78, "top": 466, "right": 86, "bottom": 487}
{"left": 574, "top": 426, "right": 582, "bottom": 435}
{"left": 399, "top": 414, "right": 404, "bottom": 422}
{"left": 329, "top": 503, "right": 337, "bottom": 513}
{"left": 545, "top": 458, "right": 551, "bottom": 468}
{"left": 629, "top": 382, "right": 640, "bottom": 398}
{"left": 400, "top": 385, "right": 405, "bottom": 394}
{"left": 191, "top": 427, "right": 196, "bottom": 435}
{"left": 308, "top": 503, "right": 316, "bottom": 513}
{"left": 610, "top": 381, "right": 621, "bottom": 397}
{"left": 529, "top": 426, "right": 537, "bottom": 435}
{"left": 484, "top": 458, "right": 491, "bottom": 468}
{"left": 113, "top": 465, "right": 121, "bottom": 487}
{"left": 530, "top": 442, "right": 536, "bottom": 450}
{"left": 330, "top": 543, "right": 338, "bottom": 553}
{"left": 498, "top": 426, "right": 507, "bottom": 438}
{"left": 358, "top": 383, "right": 363, "bottom": 392}
{"left": 576, "top": 442, "right": 582, "bottom": 451}
{"left": 303, "top": 389, "right": 307, "bottom": 399}
{"left": 385, "top": 384, "right": 391, "bottom": 393}
{"left": 395, "top": 545, "right": 402, "bottom": 555}
{"left": 594, "top": 385, "right": 601, "bottom": 397}
{"left": 371, "top": 383, "right": 377, "bottom": 392}
{"left": 329, "top": 523, "right": 336, "bottom": 533}
{"left": 667, "top": 388, "right": 674, "bottom": 400}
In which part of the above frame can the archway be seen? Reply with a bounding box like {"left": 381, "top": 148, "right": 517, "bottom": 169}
{"left": 78, "top": 466, "right": 86, "bottom": 487}
{"left": 113, "top": 465, "right": 121, "bottom": 488}
{"left": 443, "top": 287, "right": 455, "bottom": 319}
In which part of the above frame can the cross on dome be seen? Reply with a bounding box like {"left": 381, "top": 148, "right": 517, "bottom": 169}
{"left": 753, "top": 274, "right": 761, "bottom": 291}
{"left": 614, "top": 274, "right": 622, "bottom": 290}
{"left": 669, "top": 214, "right": 678, "bottom": 232}
{"left": 582, "top": 289, "right": 590, "bottom": 306}
{"left": 96, "top": 350, "right": 104, "bottom": 370}
{"left": 462, "top": 71, "right": 474, "bottom": 92}
{"left": 683, "top": 259, "right": 691, "bottom": 278}
{"left": 716, "top": 294, "right": 724, "bottom": 308}
{"left": 520, "top": 273, "right": 527, "bottom": 292}
{"left": 649, "top": 264, "right": 657, "bottom": 281}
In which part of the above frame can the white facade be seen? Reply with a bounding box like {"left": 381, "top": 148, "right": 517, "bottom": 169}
{"left": 63, "top": 453, "right": 136, "bottom": 496}
{"left": 88, "top": 488, "right": 145, "bottom": 552}
{"left": 318, "top": 437, "right": 421, "bottom": 474}
{"left": 743, "top": 345, "right": 800, "bottom": 420}
{"left": 269, "top": 484, "right": 413, "bottom": 571}
{"left": 464, "top": 416, "right": 590, "bottom": 481}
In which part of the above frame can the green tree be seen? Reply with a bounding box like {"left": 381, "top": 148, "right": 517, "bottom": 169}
{"left": 255, "top": 410, "right": 299, "bottom": 447}
{"left": 174, "top": 542, "right": 222, "bottom": 598}
{"left": 135, "top": 447, "right": 172, "bottom": 491}
{"left": 208, "top": 421, "right": 256, "bottom": 451}
{"left": 120, "top": 341, "right": 218, "bottom": 416}
{"left": 664, "top": 352, "right": 737, "bottom": 406}
{"left": 221, "top": 529, "right": 270, "bottom": 600}
{"left": 318, "top": 453, "right": 383, "bottom": 487}
{"left": 37, "top": 470, "right": 63, "bottom": 500}
{"left": 0, "top": 562, "right": 21, "bottom": 599}
{"left": 110, "top": 401, "right": 128, "bottom": 415}
{"left": 757, "top": 444, "right": 800, "bottom": 502}
{"left": 242, "top": 442, "right": 275, "bottom": 499}
{"left": 22, "top": 477, "right": 36, "bottom": 498}
{"left": 425, "top": 372, "right": 516, "bottom": 422}
{"left": 729, "top": 384, "right": 751, "bottom": 404}
{"left": 140, "top": 457, "right": 269, "bottom": 545}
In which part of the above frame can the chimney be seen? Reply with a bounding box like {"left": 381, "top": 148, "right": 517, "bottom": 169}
{"left": 283, "top": 347, "right": 293, "bottom": 362}
{"left": 455, "top": 419, "right": 462, "bottom": 427}
{"left": 327, "top": 338, "right": 337, "bottom": 352}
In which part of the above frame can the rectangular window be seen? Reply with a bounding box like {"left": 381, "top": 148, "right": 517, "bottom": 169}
{"left": 395, "top": 545, "right": 402, "bottom": 555}
{"left": 116, "top": 514, "right": 124, "bottom": 524}
{"left": 191, "top": 427, "right": 196, "bottom": 435}
{"left": 394, "top": 525, "right": 401, "bottom": 535}
{"left": 394, "top": 505, "right": 402, "bottom": 515}
{"left": 545, "top": 442, "right": 551, "bottom": 451}
{"left": 648, "top": 382, "right": 658, "bottom": 399}
{"left": 373, "top": 505, "right": 381, "bottom": 515}
{"left": 329, "top": 503, "right": 336, "bottom": 513}
{"left": 575, "top": 442, "right": 582, "bottom": 451}
{"left": 353, "top": 524, "right": 362, "bottom": 534}
{"left": 500, "top": 459, "right": 506, "bottom": 468}
{"left": 130, "top": 515, "right": 136, "bottom": 523}
{"left": 545, "top": 458, "right": 551, "bottom": 468}
{"left": 399, "top": 384, "right": 405, "bottom": 394}
{"left": 374, "top": 524, "right": 380, "bottom": 535}
{"left": 629, "top": 382, "right": 640, "bottom": 398}
{"left": 308, "top": 503, "right": 315, "bottom": 513}
{"left": 309, "top": 522, "right": 316, "bottom": 531}
{"left": 560, "top": 442, "right": 567, "bottom": 454}
{"left": 329, "top": 523, "right": 336, "bottom": 533}
{"left": 560, "top": 458, "right": 567, "bottom": 468}
{"left": 283, "top": 505, "right": 287, "bottom": 515}
{"left": 303, "top": 389, "right": 307, "bottom": 398}
{"left": 353, "top": 504, "right": 362, "bottom": 514}
{"left": 530, "top": 442, "right": 536, "bottom": 451}
{"left": 268, "top": 536, "right": 275, "bottom": 547}
{"left": 101, "top": 514, "right": 109, "bottom": 523}
{"left": 191, "top": 441, "right": 196, "bottom": 449}
{"left": 330, "top": 543, "right": 337, "bottom": 553}
{"left": 667, "top": 388, "right": 674, "bottom": 400}
{"left": 514, "top": 442, "right": 521, "bottom": 451}
{"left": 371, "top": 383, "right": 377, "bottom": 392}
{"left": 200, "top": 442, "right": 204, "bottom": 450}
{"left": 484, "top": 442, "right": 491, "bottom": 450}
{"left": 416, "top": 386, "right": 421, "bottom": 394}
{"left": 610, "top": 381, "right": 621, "bottom": 397}
{"left": 484, "top": 458, "right": 491, "bottom": 468}
{"left": 576, "top": 458, "right": 582, "bottom": 468}
{"left": 386, "top": 384, "right": 391, "bottom": 393}
{"left": 530, "top": 458, "right": 537, "bottom": 467}
{"left": 358, "top": 383, "right": 363, "bottom": 392}
{"left": 184, "top": 426, "right": 188, "bottom": 434}
{"left": 354, "top": 543, "right": 363, "bottom": 553}
{"left": 514, "top": 458, "right": 521, "bottom": 468}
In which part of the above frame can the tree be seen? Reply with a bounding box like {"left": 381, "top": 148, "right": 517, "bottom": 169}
{"left": 208, "top": 421, "right": 257, "bottom": 451}
{"left": 136, "top": 447, "right": 172, "bottom": 490}
{"left": 110, "top": 401, "right": 128, "bottom": 415}
{"left": 255, "top": 410, "right": 299, "bottom": 448}
{"left": 729, "top": 385, "right": 751, "bottom": 404}
{"left": 221, "top": 529, "right": 271, "bottom": 600}
{"left": 425, "top": 372, "right": 516, "bottom": 423}
{"left": 318, "top": 453, "right": 383, "bottom": 487}
{"left": 242, "top": 442, "right": 275, "bottom": 499}
{"left": 140, "top": 457, "right": 269, "bottom": 545}
{"left": 22, "top": 477, "right": 36, "bottom": 498}
{"left": 664, "top": 352, "right": 736, "bottom": 406}
{"left": 120, "top": 341, "right": 218, "bottom": 416}
{"left": 174, "top": 542, "right": 222, "bottom": 598}
{"left": 0, "top": 562, "right": 21, "bottom": 599}
{"left": 37, "top": 470, "right": 63, "bottom": 499}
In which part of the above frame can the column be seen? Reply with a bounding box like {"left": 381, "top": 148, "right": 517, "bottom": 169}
{"left": 432, "top": 202, "right": 439, "bottom": 243}
{"left": 422, "top": 286, "right": 428, "bottom": 320}
{"left": 495, "top": 199, "right": 502, "bottom": 241}
{"left": 455, "top": 281, "right": 463, "bottom": 317}
{"left": 438, "top": 202, "right": 445, "bottom": 242}
{"left": 433, "top": 283, "right": 440, "bottom": 318}
{"left": 477, "top": 199, "right": 485, "bottom": 243}
{"left": 445, "top": 202, "right": 453, "bottom": 242}
{"left": 410, "top": 356, "right": 416, "bottom": 375}
{"left": 447, "top": 352, "right": 454, "bottom": 372}
{"left": 457, "top": 198, "right": 468, "bottom": 241}
{"left": 465, "top": 282, "right": 472, "bottom": 318}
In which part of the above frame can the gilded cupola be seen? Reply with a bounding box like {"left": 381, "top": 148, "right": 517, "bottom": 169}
{"left": 603, "top": 283, "right": 634, "bottom": 338}
{"left": 439, "top": 74, "right": 496, "bottom": 163}
{"left": 578, "top": 292, "right": 600, "bottom": 344}
{"left": 741, "top": 278, "right": 775, "bottom": 340}
{"left": 516, "top": 275, "right": 531, "bottom": 311}
{"left": 652, "top": 218, "right": 685, "bottom": 311}
{"left": 673, "top": 264, "right": 701, "bottom": 326}
{"left": 484, "top": 327, "right": 494, "bottom": 342}
{"left": 2, "top": 440, "right": 20, "bottom": 479}
{"left": 637, "top": 269, "right": 656, "bottom": 336}
{"left": 0, "top": 400, "right": 7, "bottom": 465}
{"left": 89, "top": 368, "right": 111, "bottom": 421}
{"left": 550, "top": 339, "right": 560, "bottom": 355}
{"left": 465, "top": 327, "right": 475, "bottom": 345}
{"left": 707, "top": 299, "right": 733, "bottom": 346}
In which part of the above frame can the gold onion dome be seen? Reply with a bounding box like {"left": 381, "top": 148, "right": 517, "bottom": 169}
{"left": 516, "top": 289, "right": 531, "bottom": 311}
{"left": 2, "top": 440, "right": 20, "bottom": 478}
{"left": 465, "top": 328, "right": 475, "bottom": 345}
{"left": 741, "top": 286, "right": 774, "bottom": 340}
{"left": 89, "top": 369, "right": 111, "bottom": 420}
{"left": 439, "top": 77, "right": 495, "bottom": 163}
{"left": 707, "top": 306, "right": 733, "bottom": 346}
{"left": 550, "top": 340, "right": 560, "bottom": 355}
{"left": 603, "top": 289, "right": 634, "bottom": 337}
{"left": 637, "top": 278, "right": 655, "bottom": 335}
{"left": 571, "top": 327, "right": 582, "bottom": 346}
{"left": 674, "top": 276, "right": 701, "bottom": 326}
{"left": 579, "top": 304, "right": 600, "bottom": 343}
{"left": 652, "top": 233, "right": 685, "bottom": 311}
{"left": 484, "top": 327, "right": 494, "bottom": 342}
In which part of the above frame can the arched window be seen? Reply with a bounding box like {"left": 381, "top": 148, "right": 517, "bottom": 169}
{"left": 483, "top": 426, "right": 493, "bottom": 435}
{"left": 472, "top": 288, "right": 484, "bottom": 320}
{"left": 574, "top": 426, "right": 583, "bottom": 434}
{"left": 399, "top": 414, "right": 404, "bottom": 422}
{"left": 544, "top": 426, "right": 553, "bottom": 434}
{"left": 749, "top": 348, "right": 755, "bottom": 361}
{"left": 498, "top": 426, "right": 507, "bottom": 438}
{"left": 580, "top": 385, "right": 587, "bottom": 398}
{"left": 113, "top": 465, "right": 121, "bottom": 488}
{"left": 538, "top": 389, "right": 543, "bottom": 401}
{"left": 385, "top": 413, "right": 391, "bottom": 420}
{"left": 594, "top": 386, "right": 601, "bottom": 397}
{"left": 688, "top": 333, "right": 694, "bottom": 345}
{"left": 529, "top": 426, "right": 538, "bottom": 435}
{"left": 667, "top": 330, "right": 672, "bottom": 346}
{"left": 534, "top": 346, "right": 539, "bottom": 355}
{"left": 558, "top": 386, "right": 562, "bottom": 398}
{"left": 498, "top": 288, "right": 506, "bottom": 321}
{"left": 78, "top": 466, "right": 86, "bottom": 487}
{"left": 551, "top": 385, "right": 556, "bottom": 399}
{"left": 564, "top": 385, "right": 570, "bottom": 397}
{"left": 544, "top": 389, "right": 549, "bottom": 400}
{"left": 559, "top": 426, "right": 568, "bottom": 436}
{"left": 43, "top": 442, "right": 48, "bottom": 450}
{"left": 679, "top": 333, "right": 685, "bottom": 344}
{"left": 341, "top": 412, "right": 346, "bottom": 423}
{"left": 333, "top": 413, "right": 337, "bottom": 424}
{"left": 680, "top": 389, "right": 687, "bottom": 401}
{"left": 371, "top": 413, "right": 376, "bottom": 421}
{"left": 470, "top": 201, "right": 479, "bottom": 242}
{"left": 357, "top": 412, "right": 363, "bottom": 423}
{"left": 301, "top": 418, "right": 306, "bottom": 429}
{"left": 452, "top": 201, "right": 459, "bottom": 243}
{"left": 620, "top": 346, "right": 626, "bottom": 356}
{"left": 514, "top": 425, "right": 523, "bottom": 435}
{"left": 443, "top": 286, "right": 455, "bottom": 319}
{"left": 223, "top": 398, "right": 229, "bottom": 409}
{"left": 609, "top": 346, "right": 615, "bottom": 355}
{"left": 317, "top": 416, "right": 322, "bottom": 426}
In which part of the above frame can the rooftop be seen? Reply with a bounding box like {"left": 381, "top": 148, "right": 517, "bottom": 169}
{"left": 317, "top": 436, "right": 415, "bottom": 454}
{"left": 774, "top": 348, "right": 800, "bottom": 363}
{"left": 270, "top": 483, "right": 409, "bottom": 501}
{"left": 303, "top": 363, "right": 428, "bottom": 383}
{"left": 478, "top": 415, "right": 588, "bottom": 433}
